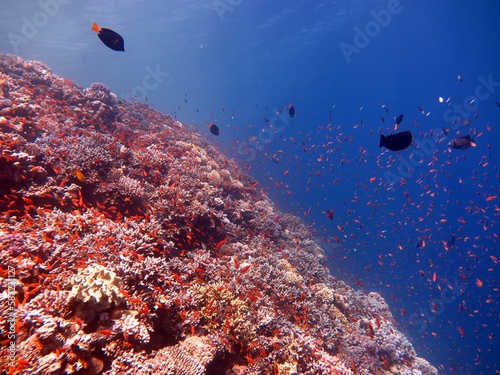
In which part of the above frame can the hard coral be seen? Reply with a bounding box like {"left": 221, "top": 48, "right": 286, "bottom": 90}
{"left": 0, "top": 54, "right": 438, "bottom": 375}
{"left": 67, "top": 264, "right": 124, "bottom": 314}
{"left": 194, "top": 282, "right": 257, "bottom": 344}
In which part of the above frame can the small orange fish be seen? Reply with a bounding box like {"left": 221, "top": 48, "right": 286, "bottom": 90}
{"left": 245, "top": 355, "right": 255, "bottom": 365}
{"left": 16, "top": 359, "right": 30, "bottom": 371}
{"left": 485, "top": 195, "right": 497, "bottom": 201}
{"left": 476, "top": 278, "right": 483, "bottom": 287}
{"left": 74, "top": 168, "right": 85, "bottom": 182}
{"left": 240, "top": 264, "right": 251, "bottom": 273}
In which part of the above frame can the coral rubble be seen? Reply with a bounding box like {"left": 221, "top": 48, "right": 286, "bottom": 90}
{"left": 0, "top": 54, "right": 437, "bottom": 375}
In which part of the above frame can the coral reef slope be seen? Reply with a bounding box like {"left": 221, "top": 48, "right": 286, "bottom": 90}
{"left": 0, "top": 54, "right": 437, "bottom": 375}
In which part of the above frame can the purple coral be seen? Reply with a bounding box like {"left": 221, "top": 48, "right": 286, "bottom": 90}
{"left": 88, "top": 82, "right": 111, "bottom": 94}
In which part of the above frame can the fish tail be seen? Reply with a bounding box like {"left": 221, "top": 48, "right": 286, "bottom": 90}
{"left": 91, "top": 22, "right": 101, "bottom": 33}
{"left": 379, "top": 134, "right": 387, "bottom": 148}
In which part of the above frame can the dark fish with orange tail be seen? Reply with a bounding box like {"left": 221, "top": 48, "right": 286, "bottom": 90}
{"left": 393, "top": 113, "right": 404, "bottom": 130}
{"left": 207, "top": 122, "right": 219, "bottom": 135}
{"left": 91, "top": 22, "right": 124, "bottom": 51}
{"left": 379, "top": 131, "right": 413, "bottom": 151}
{"left": 448, "top": 135, "right": 476, "bottom": 150}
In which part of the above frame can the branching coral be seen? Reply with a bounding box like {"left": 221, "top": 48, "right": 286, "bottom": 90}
{"left": 194, "top": 282, "right": 257, "bottom": 345}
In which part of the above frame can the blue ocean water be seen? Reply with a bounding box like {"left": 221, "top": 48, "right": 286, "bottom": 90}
{"left": 1, "top": 1, "right": 499, "bottom": 373}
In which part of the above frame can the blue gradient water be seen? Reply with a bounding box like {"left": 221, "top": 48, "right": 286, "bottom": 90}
{"left": 1, "top": 1, "right": 499, "bottom": 374}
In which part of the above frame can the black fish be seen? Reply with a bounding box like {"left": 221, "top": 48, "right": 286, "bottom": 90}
{"left": 208, "top": 122, "right": 219, "bottom": 136}
{"left": 91, "top": 22, "right": 124, "bottom": 51}
{"left": 379, "top": 131, "right": 413, "bottom": 151}
{"left": 447, "top": 234, "right": 456, "bottom": 249}
{"left": 448, "top": 135, "right": 475, "bottom": 150}
{"left": 324, "top": 209, "right": 334, "bottom": 220}
{"left": 288, "top": 104, "right": 296, "bottom": 119}
{"left": 394, "top": 114, "right": 404, "bottom": 129}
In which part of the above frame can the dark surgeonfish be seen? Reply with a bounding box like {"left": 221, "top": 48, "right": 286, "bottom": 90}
{"left": 448, "top": 135, "right": 476, "bottom": 150}
{"left": 288, "top": 104, "right": 296, "bottom": 119}
{"left": 393, "top": 113, "right": 404, "bottom": 129}
{"left": 207, "top": 122, "right": 219, "bottom": 135}
{"left": 91, "top": 22, "right": 124, "bottom": 51}
{"left": 379, "top": 131, "right": 413, "bottom": 151}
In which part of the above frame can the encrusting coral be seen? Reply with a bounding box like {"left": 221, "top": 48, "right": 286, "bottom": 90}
{"left": 0, "top": 54, "right": 438, "bottom": 375}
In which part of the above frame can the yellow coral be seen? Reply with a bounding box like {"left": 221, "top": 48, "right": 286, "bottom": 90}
{"left": 313, "top": 283, "right": 334, "bottom": 305}
{"left": 277, "top": 361, "right": 298, "bottom": 375}
{"left": 312, "top": 283, "right": 349, "bottom": 328}
{"left": 194, "top": 282, "right": 256, "bottom": 344}
{"left": 66, "top": 264, "right": 124, "bottom": 312}
{"left": 278, "top": 259, "right": 303, "bottom": 284}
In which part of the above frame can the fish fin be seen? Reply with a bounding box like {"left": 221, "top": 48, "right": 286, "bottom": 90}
{"left": 91, "top": 22, "right": 101, "bottom": 33}
{"left": 379, "top": 134, "right": 387, "bottom": 148}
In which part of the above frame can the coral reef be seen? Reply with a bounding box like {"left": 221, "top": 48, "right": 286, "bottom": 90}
{"left": 0, "top": 54, "right": 437, "bottom": 374}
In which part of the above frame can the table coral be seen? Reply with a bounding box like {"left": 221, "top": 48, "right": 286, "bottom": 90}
{"left": 0, "top": 54, "right": 438, "bottom": 375}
